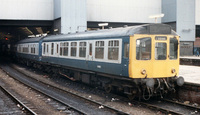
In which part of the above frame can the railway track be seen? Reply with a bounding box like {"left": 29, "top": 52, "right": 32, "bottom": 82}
{"left": 135, "top": 98, "right": 200, "bottom": 115}
{"left": 0, "top": 85, "right": 37, "bottom": 115}
{"left": 2, "top": 62, "right": 200, "bottom": 115}
{"left": 0, "top": 64, "right": 129, "bottom": 115}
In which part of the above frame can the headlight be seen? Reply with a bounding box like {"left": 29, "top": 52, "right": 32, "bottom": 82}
{"left": 171, "top": 68, "right": 176, "bottom": 73}
{"left": 141, "top": 69, "right": 146, "bottom": 75}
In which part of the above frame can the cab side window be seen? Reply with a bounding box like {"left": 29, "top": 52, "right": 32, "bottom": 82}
{"left": 170, "top": 38, "right": 178, "bottom": 59}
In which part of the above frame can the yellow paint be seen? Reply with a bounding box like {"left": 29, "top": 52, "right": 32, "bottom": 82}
{"left": 129, "top": 34, "right": 179, "bottom": 78}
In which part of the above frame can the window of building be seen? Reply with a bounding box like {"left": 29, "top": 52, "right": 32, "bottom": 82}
{"left": 155, "top": 43, "right": 167, "bottom": 60}
{"left": 51, "top": 43, "right": 54, "bottom": 55}
{"left": 136, "top": 38, "right": 151, "bottom": 60}
{"left": 79, "top": 42, "right": 86, "bottom": 57}
{"left": 71, "top": 42, "right": 77, "bottom": 57}
{"left": 170, "top": 38, "right": 178, "bottom": 59}
{"left": 95, "top": 41, "right": 104, "bottom": 59}
{"left": 108, "top": 40, "right": 119, "bottom": 60}
{"left": 124, "top": 43, "right": 129, "bottom": 58}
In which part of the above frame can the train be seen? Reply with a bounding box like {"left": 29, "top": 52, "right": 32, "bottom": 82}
{"left": 14, "top": 24, "right": 184, "bottom": 100}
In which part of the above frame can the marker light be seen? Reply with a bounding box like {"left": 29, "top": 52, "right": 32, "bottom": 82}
{"left": 141, "top": 69, "right": 146, "bottom": 75}
{"left": 171, "top": 69, "right": 176, "bottom": 73}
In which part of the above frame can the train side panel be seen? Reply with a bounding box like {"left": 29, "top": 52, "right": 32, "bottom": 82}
{"left": 41, "top": 37, "right": 130, "bottom": 77}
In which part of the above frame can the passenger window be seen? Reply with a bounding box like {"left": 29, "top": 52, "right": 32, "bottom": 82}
{"left": 71, "top": 42, "right": 77, "bottom": 57}
{"left": 47, "top": 44, "right": 49, "bottom": 53}
{"left": 108, "top": 40, "right": 119, "bottom": 60}
{"left": 124, "top": 43, "right": 129, "bottom": 58}
{"left": 155, "top": 43, "right": 167, "bottom": 60}
{"left": 57, "top": 44, "right": 59, "bottom": 54}
{"left": 43, "top": 43, "right": 46, "bottom": 54}
{"left": 170, "top": 38, "right": 178, "bottom": 59}
{"left": 89, "top": 43, "right": 92, "bottom": 55}
{"left": 95, "top": 41, "right": 104, "bottom": 59}
{"left": 79, "top": 42, "right": 86, "bottom": 57}
{"left": 31, "top": 44, "right": 35, "bottom": 54}
{"left": 51, "top": 43, "right": 54, "bottom": 55}
{"left": 60, "top": 42, "right": 69, "bottom": 56}
{"left": 136, "top": 38, "right": 151, "bottom": 60}
{"left": 60, "top": 43, "right": 63, "bottom": 55}
{"left": 63, "top": 42, "right": 69, "bottom": 56}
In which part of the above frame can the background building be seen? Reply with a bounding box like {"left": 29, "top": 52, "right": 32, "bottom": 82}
{"left": 0, "top": 0, "right": 199, "bottom": 56}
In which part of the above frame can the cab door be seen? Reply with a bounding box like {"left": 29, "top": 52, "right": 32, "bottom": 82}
{"left": 129, "top": 35, "right": 153, "bottom": 78}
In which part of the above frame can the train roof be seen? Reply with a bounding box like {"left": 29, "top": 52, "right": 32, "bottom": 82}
{"left": 17, "top": 36, "right": 44, "bottom": 44}
{"left": 17, "top": 24, "right": 178, "bottom": 44}
{"left": 43, "top": 24, "right": 177, "bottom": 42}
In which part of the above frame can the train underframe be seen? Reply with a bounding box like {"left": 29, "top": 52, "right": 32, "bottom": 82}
{"left": 18, "top": 58, "right": 184, "bottom": 100}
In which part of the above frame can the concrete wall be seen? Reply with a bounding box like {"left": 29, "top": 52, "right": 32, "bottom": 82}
{"left": 0, "top": 0, "right": 54, "bottom": 20}
{"left": 54, "top": 0, "right": 61, "bottom": 19}
{"left": 177, "top": 0, "right": 195, "bottom": 42}
{"left": 177, "top": 0, "right": 195, "bottom": 56}
{"left": 162, "top": 0, "right": 176, "bottom": 23}
{"left": 87, "top": 0, "right": 162, "bottom": 23}
{"left": 61, "top": 0, "right": 87, "bottom": 34}
{"left": 196, "top": 0, "right": 200, "bottom": 25}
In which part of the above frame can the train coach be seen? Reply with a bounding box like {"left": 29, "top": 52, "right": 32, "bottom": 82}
{"left": 15, "top": 24, "right": 184, "bottom": 100}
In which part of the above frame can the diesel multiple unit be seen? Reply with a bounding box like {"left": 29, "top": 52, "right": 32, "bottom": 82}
{"left": 15, "top": 24, "right": 184, "bottom": 100}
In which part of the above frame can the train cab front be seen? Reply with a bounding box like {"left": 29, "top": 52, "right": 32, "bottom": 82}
{"left": 128, "top": 34, "right": 184, "bottom": 100}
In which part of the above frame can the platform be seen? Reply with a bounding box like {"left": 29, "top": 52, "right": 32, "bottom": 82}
{"left": 180, "top": 56, "right": 200, "bottom": 60}
{"left": 180, "top": 56, "right": 200, "bottom": 66}
{"left": 179, "top": 65, "right": 200, "bottom": 84}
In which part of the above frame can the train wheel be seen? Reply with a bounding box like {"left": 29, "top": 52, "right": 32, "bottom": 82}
{"left": 127, "top": 89, "right": 137, "bottom": 100}
{"left": 104, "top": 84, "right": 112, "bottom": 93}
{"left": 127, "top": 94, "right": 135, "bottom": 100}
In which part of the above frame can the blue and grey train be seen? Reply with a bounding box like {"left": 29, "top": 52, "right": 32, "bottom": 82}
{"left": 15, "top": 24, "right": 184, "bottom": 100}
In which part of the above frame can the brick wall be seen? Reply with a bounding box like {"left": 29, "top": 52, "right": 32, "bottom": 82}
{"left": 194, "top": 37, "right": 200, "bottom": 47}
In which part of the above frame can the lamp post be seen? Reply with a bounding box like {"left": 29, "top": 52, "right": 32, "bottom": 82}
{"left": 98, "top": 23, "right": 108, "bottom": 29}
{"left": 149, "top": 14, "right": 164, "bottom": 23}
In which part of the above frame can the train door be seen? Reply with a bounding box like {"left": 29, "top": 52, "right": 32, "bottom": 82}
{"left": 54, "top": 42, "right": 59, "bottom": 57}
{"left": 87, "top": 41, "right": 94, "bottom": 61}
{"left": 122, "top": 37, "right": 130, "bottom": 76}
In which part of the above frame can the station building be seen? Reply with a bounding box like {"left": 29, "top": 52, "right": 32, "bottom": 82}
{"left": 0, "top": 0, "right": 199, "bottom": 56}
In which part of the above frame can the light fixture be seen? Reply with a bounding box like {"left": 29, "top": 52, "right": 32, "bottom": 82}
{"left": 98, "top": 23, "right": 108, "bottom": 29}
{"left": 149, "top": 14, "right": 164, "bottom": 23}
